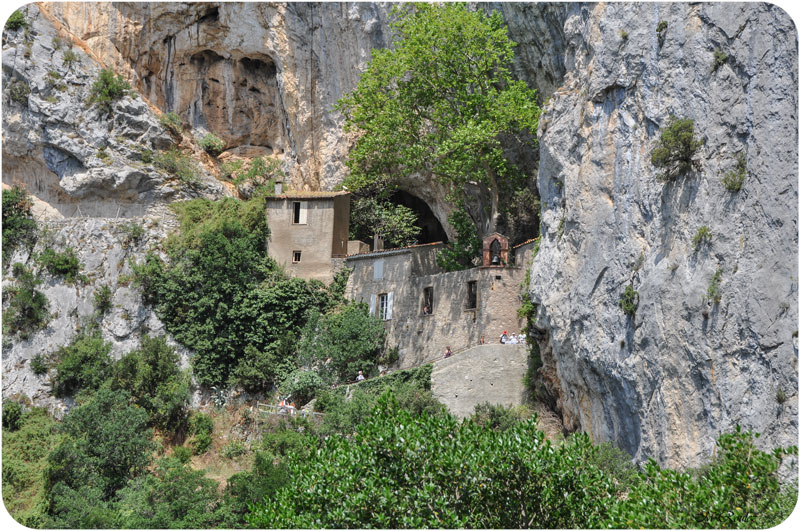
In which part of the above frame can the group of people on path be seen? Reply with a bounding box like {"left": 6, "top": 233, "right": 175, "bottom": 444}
{"left": 499, "top": 330, "right": 526, "bottom": 344}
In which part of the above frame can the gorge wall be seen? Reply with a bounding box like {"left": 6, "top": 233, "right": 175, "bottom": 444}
{"left": 3, "top": 2, "right": 797, "bottom": 470}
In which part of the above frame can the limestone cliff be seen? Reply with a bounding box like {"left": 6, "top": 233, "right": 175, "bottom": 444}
{"left": 529, "top": 2, "right": 798, "bottom": 469}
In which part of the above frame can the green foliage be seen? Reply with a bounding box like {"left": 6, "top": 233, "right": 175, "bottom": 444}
{"left": 620, "top": 29, "right": 629, "bottom": 40}
{"left": 219, "top": 159, "right": 243, "bottom": 180}
{"left": 51, "top": 331, "right": 113, "bottom": 398}
{"left": 6, "top": 9, "right": 28, "bottom": 31}
{"left": 713, "top": 48, "right": 728, "bottom": 71}
{"left": 619, "top": 284, "right": 639, "bottom": 317}
{"left": 248, "top": 394, "right": 617, "bottom": 528}
{"left": 297, "top": 303, "right": 387, "bottom": 384}
{"left": 37, "top": 247, "right": 81, "bottom": 283}
{"left": 153, "top": 148, "right": 199, "bottom": 183}
{"left": 279, "top": 368, "right": 326, "bottom": 406}
{"left": 2, "top": 407, "right": 63, "bottom": 527}
{"left": 8, "top": 79, "right": 31, "bottom": 104}
{"left": 89, "top": 68, "right": 131, "bottom": 115}
{"left": 582, "top": 440, "right": 641, "bottom": 491}
{"left": 776, "top": 388, "right": 788, "bottom": 404}
{"left": 114, "top": 457, "right": 228, "bottom": 528}
{"left": 692, "top": 225, "right": 713, "bottom": 250}
{"left": 3, "top": 399, "right": 23, "bottom": 431}
{"left": 224, "top": 450, "right": 290, "bottom": 526}
{"left": 657, "top": 20, "right": 668, "bottom": 33}
{"left": 721, "top": 152, "right": 747, "bottom": 192}
{"left": 31, "top": 353, "right": 48, "bottom": 375}
{"left": 62, "top": 47, "right": 79, "bottom": 69}
{"left": 3, "top": 263, "right": 49, "bottom": 340}
{"left": 44, "top": 388, "right": 154, "bottom": 501}
{"left": 199, "top": 132, "right": 225, "bottom": 156}
{"left": 470, "top": 402, "right": 532, "bottom": 431}
{"left": 188, "top": 412, "right": 214, "bottom": 455}
{"left": 606, "top": 427, "right": 797, "bottom": 528}
{"left": 159, "top": 111, "right": 183, "bottom": 135}
{"left": 222, "top": 440, "right": 248, "bottom": 459}
{"left": 338, "top": 2, "right": 540, "bottom": 238}
{"left": 349, "top": 196, "right": 420, "bottom": 248}
{"left": 706, "top": 267, "right": 722, "bottom": 305}
{"left": 651, "top": 116, "right": 703, "bottom": 181}
{"left": 2, "top": 185, "right": 38, "bottom": 263}
{"left": 112, "top": 335, "right": 191, "bottom": 432}
{"left": 173, "top": 446, "right": 192, "bottom": 464}
{"left": 232, "top": 156, "right": 284, "bottom": 191}
{"left": 436, "top": 205, "right": 483, "bottom": 270}
{"left": 93, "top": 284, "right": 113, "bottom": 314}
{"left": 119, "top": 220, "right": 145, "bottom": 246}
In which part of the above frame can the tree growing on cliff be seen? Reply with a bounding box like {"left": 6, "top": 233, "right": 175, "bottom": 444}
{"left": 337, "top": 2, "right": 541, "bottom": 242}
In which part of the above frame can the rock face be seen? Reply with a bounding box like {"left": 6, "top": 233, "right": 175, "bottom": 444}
{"left": 2, "top": 4, "right": 226, "bottom": 219}
{"left": 529, "top": 3, "right": 798, "bottom": 468}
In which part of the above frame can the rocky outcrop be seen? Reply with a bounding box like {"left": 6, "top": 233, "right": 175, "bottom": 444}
{"left": 529, "top": 3, "right": 798, "bottom": 469}
{"left": 2, "top": 3, "right": 226, "bottom": 219}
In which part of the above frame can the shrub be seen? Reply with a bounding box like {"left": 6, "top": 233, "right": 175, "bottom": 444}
{"left": 89, "top": 68, "right": 131, "bottom": 115}
{"left": 119, "top": 221, "right": 145, "bottom": 246}
{"left": 37, "top": 247, "right": 81, "bottom": 283}
{"left": 62, "top": 48, "right": 79, "bottom": 69}
{"left": 6, "top": 10, "right": 27, "bottom": 31}
{"left": 278, "top": 368, "right": 325, "bottom": 406}
{"left": 656, "top": 21, "right": 668, "bottom": 33}
{"left": 713, "top": 48, "right": 728, "bottom": 71}
{"left": 159, "top": 112, "right": 183, "bottom": 135}
{"left": 222, "top": 441, "right": 247, "bottom": 459}
{"left": 219, "top": 159, "right": 243, "bottom": 180}
{"left": 199, "top": 133, "right": 225, "bottom": 156}
{"left": 721, "top": 152, "right": 747, "bottom": 192}
{"left": 470, "top": 402, "right": 532, "bottom": 431}
{"left": 705, "top": 267, "right": 722, "bottom": 305}
{"left": 619, "top": 284, "right": 639, "bottom": 317}
{"left": 31, "top": 353, "right": 48, "bottom": 375}
{"left": 2, "top": 185, "right": 38, "bottom": 263}
{"left": 172, "top": 446, "right": 192, "bottom": 464}
{"left": 8, "top": 80, "right": 31, "bottom": 104}
{"left": 111, "top": 335, "right": 190, "bottom": 432}
{"left": 692, "top": 225, "right": 712, "bottom": 250}
{"left": 51, "top": 331, "right": 113, "bottom": 398}
{"left": 651, "top": 116, "right": 703, "bottom": 181}
{"left": 3, "top": 263, "right": 49, "bottom": 340}
{"left": 224, "top": 452, "right": 290, "bottom": 526}
{"left": 189, "top": 413, "right": 214, "bottom": 455}
{"left": 153, "top": 148, "right": 199, "bottom": 183}
{"left": 3, "top": 400, "right": 23, "bottom": 431}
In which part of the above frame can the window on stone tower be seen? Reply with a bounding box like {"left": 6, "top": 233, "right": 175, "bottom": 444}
{"left": 292, "top": 250, "right": 302, "bottom": 263}
{"left": 422, "top": 286, "right": 433, "bottom": 314}
{"left": 292, "top": 201, "right": 307, "bottom": 224}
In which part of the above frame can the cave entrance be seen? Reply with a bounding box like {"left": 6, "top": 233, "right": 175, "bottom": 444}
{"left": 389, "top": 190, "right": 448, "bottom": 245}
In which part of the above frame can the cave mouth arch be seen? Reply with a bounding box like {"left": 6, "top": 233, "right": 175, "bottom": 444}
{"left": 389, "top": 190, "right": 448, "bottom": 245}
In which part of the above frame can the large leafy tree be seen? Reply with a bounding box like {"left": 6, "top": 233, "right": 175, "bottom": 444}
{"left": 337, "top": 2, "right": 540, "bottom": 238}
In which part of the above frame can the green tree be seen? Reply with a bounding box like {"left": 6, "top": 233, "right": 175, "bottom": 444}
{"left": 349, "top": 196, "right": 420, "bottom": 249}
{"left": 2, "top": 263, "right": 49, "bottom": 340}
{"left": 338, "top": 3, "right": 540, "bottom": 237}
{"left": 89, "top": 68, "right": 131, "bottom": 115}
{"left": 2, "top": 185, "right": 37, "bottom": 263}
{"left": 111, "top": 335, "right": 191, "bottom": 432}
{"left": 651, "top": 116, "right": 703, "bottom": 181}
{"left": 51, "top": 331, "right": 113, "bottom": 398}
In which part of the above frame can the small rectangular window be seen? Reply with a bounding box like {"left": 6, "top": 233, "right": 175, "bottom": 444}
{"left": 373, "top": 259, "right": 384, "bottom": 280}
{"left": 378, "top": 293, "right": 388, "bottom": 320}
{"left": 292, "top": 201, "right": 308, "bottom": 224}
{"left": 422, "top": 287, "right": 433, "bottom": 314}
{"left": 466, "top": 280, "right": 477, "bottom": 309}
{"left": 292, "top": 250, "right": 302, "bottom": 263}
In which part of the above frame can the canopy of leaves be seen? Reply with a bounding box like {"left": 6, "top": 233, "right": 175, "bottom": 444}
{"left": 651, "top": 116, "right": 703, "bottom": 180}
{"left": 2, "top": 185, "right": 37, "bottom": 263}
{"left": 50, "top": 331, "right": 113, "bottom": 398}
{"left": 349, "top": 196, "right": 420, "bottom": 249}
{"left": 2, "top": 262, "right": 49, "bottom": 340}
{"left": 133, "top": 195, "right": 341, "bottom": 389}
{"left": 338, "top": 2, "right": 540, "bottom": 240}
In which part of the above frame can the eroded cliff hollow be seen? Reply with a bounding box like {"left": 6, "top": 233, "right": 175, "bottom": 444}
{"left": 529, "top": 2, "right": 798, "bottom": 469}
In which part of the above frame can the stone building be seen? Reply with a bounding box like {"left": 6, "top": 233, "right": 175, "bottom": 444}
{"left": 265, "top": 190, "right": 350, "bottom": 283}
{"left": 345, "top": 236, "right": 537, "bottom": 368}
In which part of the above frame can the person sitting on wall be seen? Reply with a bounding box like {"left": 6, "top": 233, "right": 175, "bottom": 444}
{"left": 500, "top": 331, "right": 508, "bottom": 344}
{"left": 519, "top": 332, "right": 527, "bottom": 344}
{"left": 356, "top": 370, "right": 365, "bottom": 382}
{"left": 508, "top": 334, "right": 519, "bottom": 344}
{"left": 444, "top": 346, "right": 452, "bottom": 358}
{"left": 423, "top": 304, "right": 431, "bottom": 315}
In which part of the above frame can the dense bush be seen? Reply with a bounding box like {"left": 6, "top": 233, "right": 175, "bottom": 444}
{"left": 153, "top": 148, "right": 199, "bottom": 183}
{"left": 3, "top": 263, "right": 49, "bottom": 339}
{"left": 3, "top": 399, "right": 23, "bottom": 431}
{"left": 721, "top": 152, "right": 747, "bottom": 192}
{"left": 89, "top": 68, "right": 131, "bottom": 115}
{"left": 112, "top": 335, "right": 191, "bottom": 432}
{"left": 188, "top": 412, "right": 214, "bottom": 455}
{"left": 50, "top": 331, "right": 113, "bottom": 398}
{"left": 37, "top": 247, "right": 82, "bottom": 283}
{"left": 2, "top": 185, "right": 38, "bottom": 263}
{"left": 348, "top": 196, "right": 420, "bottom": 249}
{"left": 8, "top": 80, "right": 31, "bottom": 104}
{"left": 159, "top": 111, "right": 183, "bottom": 135}
{"left": 651, "top": 116, "right": 703, "bottom": 181}
{"left": 31, "top": 353, "right": 48, "bottom": 375}
{"left": 296, "top": 303, "right": 387, "bottom": 384}
{"left": 619, "top": 284, "right": 639, "bottom": 317}
{"left": 225, "top": 451, "right": 290, "bottom": 526}
{"left": 470, "top": 402, "right": 532, "bottom": 431}
{"left": 6, "top": 9, "right": 27, "bottom": 31}
{"left": 199, "top": 133, "right": 225, "bottom": 156}
{"left": 93, "top": 284, "right": 113, "bottom": 314}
